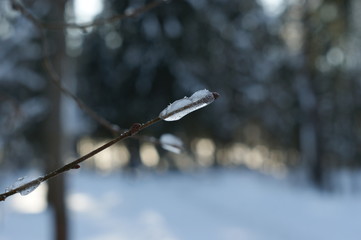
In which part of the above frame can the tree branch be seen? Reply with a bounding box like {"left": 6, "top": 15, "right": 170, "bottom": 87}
{"left": 11, "top": 0, "right": 162, "bottom": 134}
{"left": 0, "top": 0, "right": 221, "bottom": 202}
{"left": 10, "top": 0, "right": 169, "bottom": 134}
{"left": 0, "top": 117, "right": 162, "bottom": 201}
{"left": 11, "top": 0, "right": 165, "bottom": 30}
{"left": 0, "top": 88, "right": 219, "bottom": 201}
{"left": 41, "top": 35, "right": 122, "bottom": 134}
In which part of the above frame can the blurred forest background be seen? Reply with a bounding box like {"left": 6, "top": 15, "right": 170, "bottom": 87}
{"left": 1, "top": 0, "right": 361, "bottom": 238}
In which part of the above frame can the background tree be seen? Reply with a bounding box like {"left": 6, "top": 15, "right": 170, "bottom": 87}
{"left": 279, "top": 0, "right": 355, "bottom": 188}
{"left": 42, "top": 0, "right": 69, "bottom": 239}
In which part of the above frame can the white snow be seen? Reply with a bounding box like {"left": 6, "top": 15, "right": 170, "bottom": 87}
{"left": 159, "top": 89, "right": 216, "bottom": 121}
{"left": 0, "top": 170, "right": 361, "bottom": 240}
{"left": 160, "top": 134, "right": 183, "bottom": 154}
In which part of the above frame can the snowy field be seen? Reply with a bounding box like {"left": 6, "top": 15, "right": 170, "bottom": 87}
{"left": 1, "top": 169, "right": 361, "bottom": 240}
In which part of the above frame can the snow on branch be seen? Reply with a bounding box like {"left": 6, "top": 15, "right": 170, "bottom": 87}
{"left": 160, "top": 134, "right": 184, "bottom": 153}
{"left": 4, "top": 0, "right": 221, "bottom": 204}
{"left": 159, "top": 89, "right": 220, "bottom": 121}
{"left": 0, "top": 90, "right": 219, "bottom": 201}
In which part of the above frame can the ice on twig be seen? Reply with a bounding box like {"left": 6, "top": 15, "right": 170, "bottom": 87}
{"left": 5, "top": 176, "right": 43, "bottom": 196}
{"left": 5, "top": 177, "right": 24, "bottom": 193}
{"left": 160, "top": 134, "right": 183, "bottom": 154}
{"left": 159, "top": 89, "right": 219, "bottom": 121}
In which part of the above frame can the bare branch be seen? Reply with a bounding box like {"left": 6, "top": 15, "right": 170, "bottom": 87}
{"left": 11, "top": 0, "right": 130, "bottom": 134}
{"left": 41, "top": 38, "right": 122, "bottom": 134}
{"left": 0, "top": 88, "right": 219, "bottom": 201}
{"left": 10, "top": 0, "right": 43, "bottom": 28}
{"left": 11, "top": 0, "right": 165, "bottom": 30}
{"left": 10, "top": 0, "right": 173, "bottom": 134}
{"left": 0, "top": 117, "right": 162, "bottom": 201}
{"left": 0, "top": 0, "right": 221, "bottom": 202}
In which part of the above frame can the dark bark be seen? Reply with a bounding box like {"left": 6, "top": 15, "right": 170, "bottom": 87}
{"left": 299, "top": 0, "right": 350, "bottom": 188}
{"left": 43, "top": 0, "right": 68, "bottom": 239}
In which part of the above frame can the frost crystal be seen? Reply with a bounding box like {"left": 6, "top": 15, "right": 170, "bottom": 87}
{"left": 159, "top": 89, "right": 217, "bottom": 121}
{"left": 160, "top": 134, "right": 183, "bottom": 154}
{"left": 6, "top": 176, "right": 43, "bottom": 196}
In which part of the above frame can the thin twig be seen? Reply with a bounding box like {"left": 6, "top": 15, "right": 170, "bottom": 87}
{"left": 0, "top": 117, "right": 162, "bottom": 201}
{"left": 10, "top": 0, "right": 142, "bottom": 134}
{"left": 41, "top": 35, "right": 122, "bottom": 134}
{"left": 11, "top": 0, "right": 164, "bottom": 30}
{"left": 10, "top": 0, "right": 176, "bottom": 136}
{"left": 10, "top": 0, "right": 184, "bottom": 148}
{"left": 10, "top": 0, "right": 169, "bottom": 133}
{"left": 1, "top": 0, "right": 202, "bottom": 202}
{"left": 10, "top": 0, "right": 42, "bottom": 28}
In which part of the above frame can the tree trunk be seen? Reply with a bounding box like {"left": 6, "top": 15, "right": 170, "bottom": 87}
{"left": 43, "top": 0, "right": 68, "bottom": 239}
{"left": 298, "top": 0, "right": 350, "bottom": 188}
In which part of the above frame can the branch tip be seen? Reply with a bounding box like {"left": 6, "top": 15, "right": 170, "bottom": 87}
{"left": 212, "top": 92, "right": 220, "bottom": 99}
{"left": 71, "top": 164, "right": 81, "bottom": 169}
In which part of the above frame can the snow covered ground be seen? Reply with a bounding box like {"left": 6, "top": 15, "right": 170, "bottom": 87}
{"left": 1, "top": 169, "right": 361, "bottom": 240}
